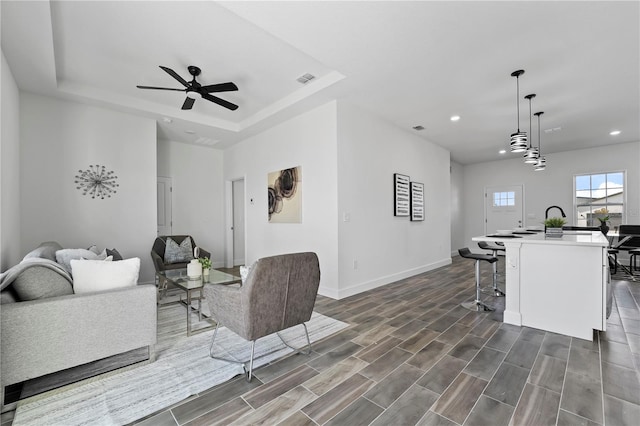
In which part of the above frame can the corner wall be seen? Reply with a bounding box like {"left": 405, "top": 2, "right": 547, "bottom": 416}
{"left": 157, "top": 139, "right": 225, "bottom": 266}
{"left": 0, "top": 50, "right": 21, "bottom": 271}
{"left": 450, "top": 160, "right": 465, "bottom": 255}
{"left": 223, "top": 101, "right": 339, "bottom": 297}
{"left": 336, "top": 102, "right": 451, "bottom": 298}
{"left": 19, "top": 93, "right": 158, "bottom": 282}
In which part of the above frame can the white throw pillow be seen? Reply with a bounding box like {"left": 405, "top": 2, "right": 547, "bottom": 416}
{"left": 71, "top": 257, "right": 140, "bottom": 294}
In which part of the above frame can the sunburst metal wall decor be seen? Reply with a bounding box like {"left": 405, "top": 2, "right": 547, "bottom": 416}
{"left": 74, "top": 165, "right": 119, "bottom": 199}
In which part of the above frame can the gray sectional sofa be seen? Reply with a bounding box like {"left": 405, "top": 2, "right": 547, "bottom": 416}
{"left": 0, "top": 242, "right": 157, "bottom": 411}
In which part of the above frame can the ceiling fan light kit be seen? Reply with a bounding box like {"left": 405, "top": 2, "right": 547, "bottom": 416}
{"left": 137, "top": 65, "right": 239, "bottom": 111}
{"left": 509, "top": 70, "right": 528, "bottom": 153}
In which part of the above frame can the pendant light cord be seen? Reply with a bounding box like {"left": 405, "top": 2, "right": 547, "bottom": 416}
{"left": 516, "top": 76, "right": 521, "bottom": 131}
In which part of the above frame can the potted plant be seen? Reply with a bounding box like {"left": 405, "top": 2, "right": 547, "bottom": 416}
{"left": 198, "top": 257, "right": 212, "bottom": 282}
{"left": 544, "top": 217, "right": 566, "bottom": 237}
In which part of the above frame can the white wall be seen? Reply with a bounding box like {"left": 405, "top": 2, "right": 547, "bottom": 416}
{"left": 224, "top": 101, "right": 339, "bottom": 297}
{"left": 156, "top": 139, "right": 225, "bottom": 267}
{"left": 20, "top": 93, "right": 158, "bottom": 282}
{"left": 462, "top": 141, "right": 640, "bottom": 250}
{"left": 0, "top": 50, "right": 21, "bottom": 271}
{"left": 336, "top": 102, "right": 451, "bottom": 298}
{"left": 450, "top": 160, "right": 465, "bottom": 255}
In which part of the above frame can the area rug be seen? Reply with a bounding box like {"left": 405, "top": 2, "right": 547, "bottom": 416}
{"left": 12, "top": 312, "right": 348, "bottom": 426}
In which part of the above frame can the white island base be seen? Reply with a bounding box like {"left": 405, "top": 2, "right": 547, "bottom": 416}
{"left": 473, "top": 232, "right": 609, "bottom": 341}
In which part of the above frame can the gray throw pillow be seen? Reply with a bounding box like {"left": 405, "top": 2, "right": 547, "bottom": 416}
{"left": 23, "top": 241, "right": 64, "bottom": 262}
{"left": 164, "top": 237, "right": 194, "bottom": 264}
{"left": 56, "top": 248, "right": 99, "bottom": 274}
{"left": 106, "top": 248, "right": 123, "bottom": 261}
{"left": 12, "top": 267, "right": 74, "bottom": 301}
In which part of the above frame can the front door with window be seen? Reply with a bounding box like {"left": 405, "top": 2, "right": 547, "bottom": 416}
{"left": 485, "top": 185, "right": 524, "bottom": 234}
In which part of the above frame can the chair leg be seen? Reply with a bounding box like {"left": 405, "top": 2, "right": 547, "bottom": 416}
{"left": 277, "top": 323, "right": 312, "bottom": 355}
{"left": 209, "top": 322, "right": 313, "bottom": 382}
{"left": 462, "top": 260, "right": 493, "bottom": 312}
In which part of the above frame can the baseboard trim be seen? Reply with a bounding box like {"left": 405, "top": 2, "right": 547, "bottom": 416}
{"left": 320, "top": 258, "right": 453, "bottom": 300}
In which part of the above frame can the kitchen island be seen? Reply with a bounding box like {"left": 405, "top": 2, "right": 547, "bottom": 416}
{"left": 473, "top": 231, "right": 610, "bottom": 340}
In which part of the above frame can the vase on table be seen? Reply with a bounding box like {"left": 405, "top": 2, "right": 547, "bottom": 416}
{"left": 599, "top": 222, "right": 609, "bottom": 236}
{"left": 203, "top": 268, "right": 210, "bottom": 283}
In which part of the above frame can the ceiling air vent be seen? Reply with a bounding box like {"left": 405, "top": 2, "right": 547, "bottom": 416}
{"left": 412, "top": 125, "right": 425, "bottom": 131}
{"left": 195, "top": 137, "right": 219, "bottom": 146}
{"left": 296, "top": 73, "right": 316, "bottom": 84}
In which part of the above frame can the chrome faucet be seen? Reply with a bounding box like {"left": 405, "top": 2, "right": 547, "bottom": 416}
{"left": 545, "top": 205, "right": 566, "bottom": 219}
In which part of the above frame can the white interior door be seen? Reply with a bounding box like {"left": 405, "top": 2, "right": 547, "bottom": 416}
{"left": 485, "top": 185, "right": 524, "bottom": 233}
{"left": 157, "top": 177, "right": 172, "bottom": 236}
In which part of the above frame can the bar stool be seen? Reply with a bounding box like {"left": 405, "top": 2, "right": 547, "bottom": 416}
{"left": 477, "top": 241, "right": 506, "bottom": 297}
{"left": 458, "top": 247, "right": 498, "bottom": 312}
{"left": 630, "top": 248, "right": 640, "bottom": 273}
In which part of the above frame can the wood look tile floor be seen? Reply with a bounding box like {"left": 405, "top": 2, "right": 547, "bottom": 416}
{"left": 127, "top": 258, "right": 640, "bottom": 426}
{"left": 4, "top": 259, "right": 639, "bottom": 426}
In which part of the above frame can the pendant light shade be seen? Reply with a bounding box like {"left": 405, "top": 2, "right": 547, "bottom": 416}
{"left": 510, "top": 70, "right": 528, "bottom": 152}
{"left": 523, "top": 94, "right": 539, "bottom": 164}
{"left": 533, "top": 111, "right": 546, "bottom": 171}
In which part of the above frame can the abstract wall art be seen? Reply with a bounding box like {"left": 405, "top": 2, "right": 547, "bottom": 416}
{"left": 74, "top": 165, "right": 119, "bottom": 199}
{"left": 268, "top": 166, "right": 302, "bottom": 223}
{"left": 394, "top": 173, "right": 410, "bottom": 217}
{"left": 410, "top": 181, "right": 424, "bottom": 221}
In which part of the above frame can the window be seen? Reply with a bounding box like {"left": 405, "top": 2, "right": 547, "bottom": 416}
{"left": 575, "top": 171, "right": 625, "bottom": 230}
{"left": 493, "top": 191, "right": 515, "bottom": 207}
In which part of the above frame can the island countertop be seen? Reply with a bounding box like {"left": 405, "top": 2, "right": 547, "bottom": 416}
{"left": 473, "top": 231, "right": 609, "bottom": 247}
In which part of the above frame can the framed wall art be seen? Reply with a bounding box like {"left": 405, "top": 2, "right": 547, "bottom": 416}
{"left": 268, "top": 166, "right": 302, "bottom": 223}
{"left": 410, "top": 181, "right": 424, "bottom": 221}
{"left": 394, "top": 173, "right": 410, "bottom": 217}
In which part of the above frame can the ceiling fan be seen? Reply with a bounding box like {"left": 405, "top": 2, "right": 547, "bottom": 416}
{"left": 137, "top": 65, "right": 239, "bottom": 111}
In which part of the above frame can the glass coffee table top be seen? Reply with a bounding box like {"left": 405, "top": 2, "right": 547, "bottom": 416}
{"left": 160, "top": 269, "right": 240, "bottom": 289}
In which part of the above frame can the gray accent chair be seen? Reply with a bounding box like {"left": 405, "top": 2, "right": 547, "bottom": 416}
{"left": 203, "top": 252, "right": 320, "bottom": 381}
{"left": 151, "top": 235, "right": 211, "bottom": 299}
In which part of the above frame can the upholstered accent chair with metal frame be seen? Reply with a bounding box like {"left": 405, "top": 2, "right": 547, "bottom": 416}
{"left": 150, "top": 235, "right": 211, "bottom": 299}
{"left": 204, "top": 252, "right": 320, "bottom": 381}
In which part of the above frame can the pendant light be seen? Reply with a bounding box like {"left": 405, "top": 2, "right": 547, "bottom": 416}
{"left": 533, "top": 111, "right": 546, "bottom": 171}
{"left": 523, "top": 94, "right": 539, "bottom": 163}
{"left": 510, "top": 70, "right": 528, "bottom": 152}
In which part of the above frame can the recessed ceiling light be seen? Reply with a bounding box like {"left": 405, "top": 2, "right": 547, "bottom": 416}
{"left": 450, "top": 115, "right": 460, "bottom": 122}
{"left": 610, "top": 130, "right": 621, "bottom": 136}
{"left": 412, "top": 125, "right": 425, "bottom": 131}
{"left": 162, "top": 117, "right": 172, "bottom": 123}
{"left": 185, "top": 130, "right": 196, "bottom": 134}
{"left": 499, "top": 149, "right": 506, "bottom": 154}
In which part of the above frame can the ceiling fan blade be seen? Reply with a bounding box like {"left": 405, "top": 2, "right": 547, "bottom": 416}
{"left": 181, "top": 97, "right": 195, "bottom": 110}
{"left": 160, "top": 66, "right": 189, "bottom": 87}
{"left": 200, "top": 82, "right": 238, "bottom": 93}
{"left": 136, "top": 85, "right": 185, "bottom": 92}
{"left": 202, "top": 93, "right": 238, "bottom": 111}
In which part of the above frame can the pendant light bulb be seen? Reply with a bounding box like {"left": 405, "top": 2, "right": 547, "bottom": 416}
{"left": 523, "top": 94, "right": 539, "bottom": 163}
{"left": 510, "top": 70, "right": 528, "bottom": 152}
